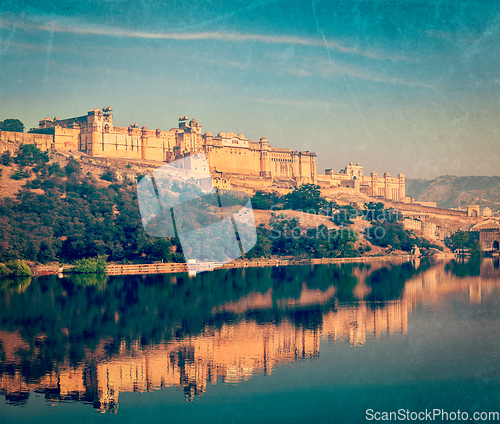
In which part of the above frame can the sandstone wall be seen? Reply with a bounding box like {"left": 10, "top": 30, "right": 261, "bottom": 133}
{"left": 403, "top": 216, "right": 451, "bottom": 241}
{"left": 206, "top": 145, "right": 262, "bottom": 177}
{"left": 0, "top": 131, "right": 53, "bottom": 153}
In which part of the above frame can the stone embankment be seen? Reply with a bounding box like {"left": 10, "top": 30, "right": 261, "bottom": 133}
{"left": 34, "top": 255, "right": 418, "bottom": 276}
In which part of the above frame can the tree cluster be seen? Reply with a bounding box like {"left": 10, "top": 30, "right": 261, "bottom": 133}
{"left": 0, "top": 145, "right": 184, "bottom": 264}
{"left": 0, "top": 259, "right": 31, "bottom": 277}
{"left": 0, "top": 148, "right": 440, "bottom": 264}
{"left": 362, "top": 202, "right": 442, "bottom": 252}
{"left": 246, "top": 217, "right": 361, "bottom": 259}
{"left": 252, "top": 184, "right": 358, "bottom": 226}
{"left": 252, "top": 184, "right": 330, "bottom": 213}
{"left": 0, "top": 118, "right": 24, "bottom": 133}
{"left": 444, "top": 231, "right": 481, "bottom": 254}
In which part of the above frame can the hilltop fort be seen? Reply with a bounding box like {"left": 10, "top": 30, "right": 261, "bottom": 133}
{"left": 0, "top": 106, "right": 407, "bottom": 202}
{"left": 2, "top": 107, "right": 499, "bottom": 248}
{"left": 25, "top": 107, "right": 316, "bottom": 182}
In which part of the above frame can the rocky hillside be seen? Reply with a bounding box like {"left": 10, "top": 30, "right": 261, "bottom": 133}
{"left": 406, "top": 176, "right": 500, "bottom": 209}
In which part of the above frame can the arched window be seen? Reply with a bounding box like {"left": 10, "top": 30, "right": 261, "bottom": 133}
{"left": 493, "top": 240, "right": 499, "bottom": 250}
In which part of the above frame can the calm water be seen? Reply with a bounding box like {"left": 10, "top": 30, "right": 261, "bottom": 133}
{"left": 1, "top": 258, "right": 500, "bottom": 423}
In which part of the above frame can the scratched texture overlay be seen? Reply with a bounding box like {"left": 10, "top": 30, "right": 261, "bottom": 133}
{"left": 1, "top": 2, "right": 500, "bottom": 424}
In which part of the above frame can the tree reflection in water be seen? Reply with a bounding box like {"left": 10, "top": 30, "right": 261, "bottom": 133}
{"left": 1, "top": 258, "right": 497, "bottom": 411}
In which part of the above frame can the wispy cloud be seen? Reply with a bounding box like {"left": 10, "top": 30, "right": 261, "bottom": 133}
{"left": 0, "top": 15, "right": 411, "bottom": 62}
{"left": 284, "top": 68, "right": 313, "bottom": 77}
{"left": 247, "top": 97, "right": 338, "bottom": 108}
{"left": 268, "top": 54, "right": 436, "bottom": 89}
{"left": 198, "top": 46, "right": 432, "bottom": 88}
{"left": 320, "top": 63, "right": 437, "bottom": 89}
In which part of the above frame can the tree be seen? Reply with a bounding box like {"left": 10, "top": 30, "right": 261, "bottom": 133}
{"left": 0, "top": 260, "right": 31, "bottom": 276}
{"left": 246, "top": 224, "right": 272, "bottom": 258}
{"left": 449, "top": 231, "right": 469, "bottom": 251}
{"left": 150, "top": 238, "right": 173, "bottom": 262}
{"left": 251, "top": 191, "right": 282, "bottom": 210}
{"left": 366, "top": 221, "right": 413, "bottom": 251}
{"left": 0, "top": 118, "right": 25, "bottom": 132}
{"left": 283, "top": 184, "right": 326, "bottom": 212}
{"left": 363, "top": 202, "right": 400, "bottom": 223}
{"left": 23, "top": 238, "right": 38, "bottom": 261}
{"left": 64, "top": 158, "right": 81, "bottom": 175}
{"left": 37, "top": 240, "right": 55, "bottom": 264}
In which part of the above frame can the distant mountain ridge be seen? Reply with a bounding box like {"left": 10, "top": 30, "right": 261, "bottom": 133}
{"left": 406, "top": 176, "right": 500, "bottom": 209}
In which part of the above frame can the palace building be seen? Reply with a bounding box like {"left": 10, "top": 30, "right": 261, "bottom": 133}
{"left": 27, "top": 107, "right": 317, "bottom": 183}
{"left": 317, "top": 162, "right": 409, "bottom": 203}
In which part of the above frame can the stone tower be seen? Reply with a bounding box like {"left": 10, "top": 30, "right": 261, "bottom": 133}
{"left": 259, "top": 137, "right": 271, "bottom": 178}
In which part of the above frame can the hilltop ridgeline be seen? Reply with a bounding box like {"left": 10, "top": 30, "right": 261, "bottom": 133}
{"left": 407, "top": 176, "right": 500, "bottom": 209}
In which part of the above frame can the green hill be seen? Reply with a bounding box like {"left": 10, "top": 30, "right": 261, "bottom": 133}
{"left": 406, "top": 176, "right": 500, "bottom": 209}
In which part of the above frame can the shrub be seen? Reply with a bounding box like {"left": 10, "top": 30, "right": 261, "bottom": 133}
{"left": 0, "top": 260, "right": 32, "bottom": 277}
{"left": 67, "top": 256, "right": 107, "bottom": 274}
{"left": 48, "top": 162, "right": 64, "bottom": 177}
{"left": 15, "top": 144, "right": 49, "bottom": 167}
{"left": 10, "top": 169, "right": 31, "bottom": 180}
{"left": 100, "top": 170, "right": 117, "bottom": 182}
{"left": 1, "top": 151, "right": 12, "bottom": 166}
{"left": 64, "top": 159, "right": 81, "bottom": 175}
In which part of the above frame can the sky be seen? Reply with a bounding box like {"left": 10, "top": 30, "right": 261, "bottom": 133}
{"left": 0, "top": 0, "right": 499, "bottom": 179}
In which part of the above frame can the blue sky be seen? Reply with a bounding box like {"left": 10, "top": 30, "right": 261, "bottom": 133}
{"left": 1, "top": 0, "right": 499, "bottom": 178}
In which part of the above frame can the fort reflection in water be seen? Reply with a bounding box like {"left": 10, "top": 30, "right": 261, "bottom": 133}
{"left": 0, "top": 258, "right": 498, "bottom": 412}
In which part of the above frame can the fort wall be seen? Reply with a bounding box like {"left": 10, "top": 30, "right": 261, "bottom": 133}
{"left": 403, "top": 216, "right": 452, "bottom": 241}
{"left": 385, "top": 199, "right": 468, "bottom": 218}
{"left": 0, "top": 130, "right": 53, "bottom": 152}
{"left": 206, "top": 144, "right": 262, "bottom": 177}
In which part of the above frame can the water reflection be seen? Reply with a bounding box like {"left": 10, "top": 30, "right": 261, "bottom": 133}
{"left": 0, "top": 258, "right": 499, "bottom": 412}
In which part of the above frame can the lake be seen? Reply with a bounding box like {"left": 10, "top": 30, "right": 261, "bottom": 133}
{"left": 1, "top": 258, "right": 500, "bottom": 423}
